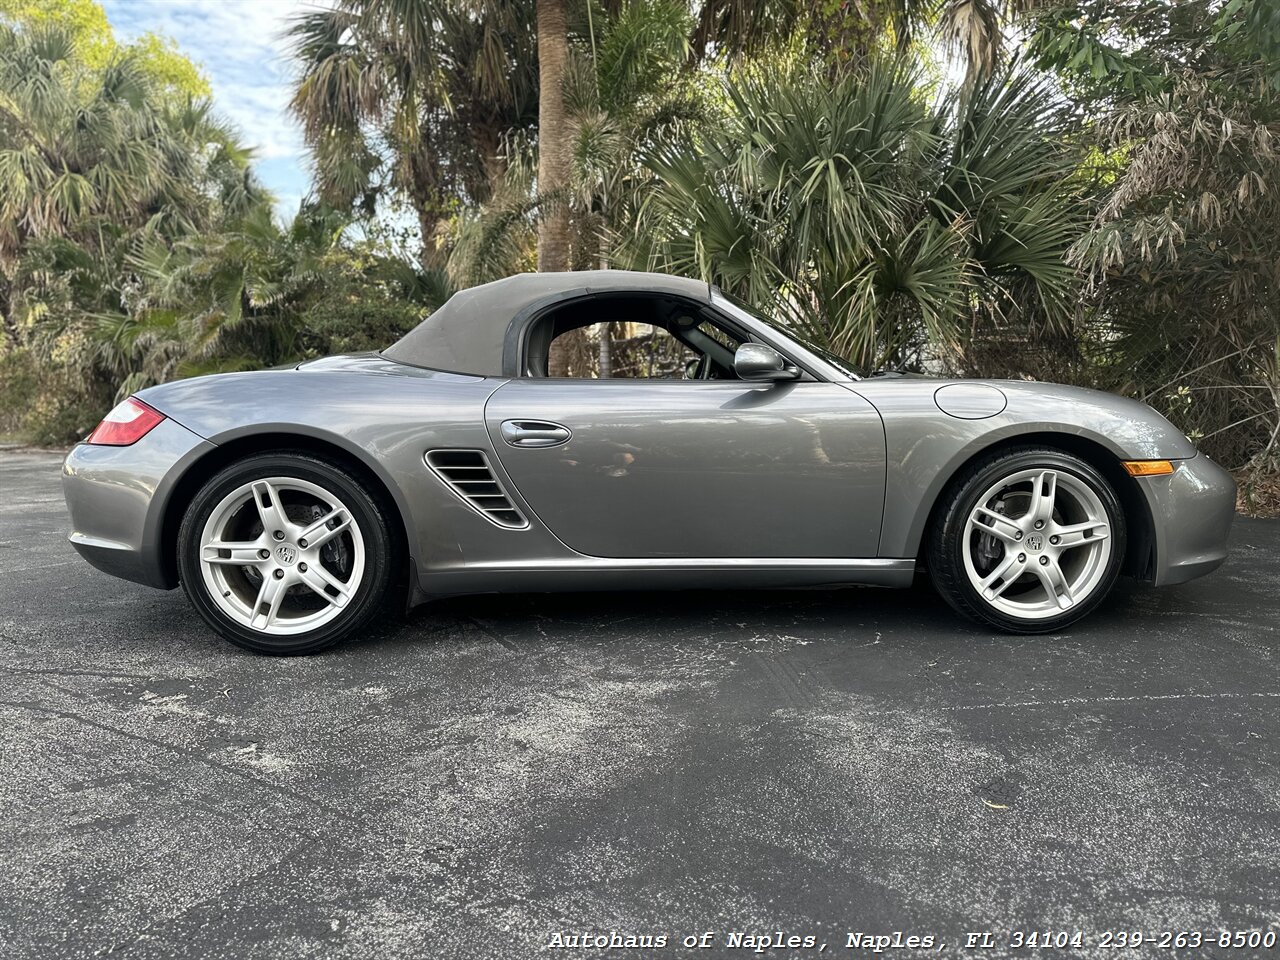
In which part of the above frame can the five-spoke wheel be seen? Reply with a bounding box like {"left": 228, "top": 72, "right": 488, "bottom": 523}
{"left": 178, "top": 453, "right": 394, "bottom": 654}
{"left": 929, "top": 448, "right": 1126, "bottom": 633}
{"left": 198, "top": 477, "right": 364, "bottom": 635}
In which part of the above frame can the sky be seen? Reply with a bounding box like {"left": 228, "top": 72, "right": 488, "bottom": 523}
{"left": 100, "top": 0, "right": 315, "bottom": 214}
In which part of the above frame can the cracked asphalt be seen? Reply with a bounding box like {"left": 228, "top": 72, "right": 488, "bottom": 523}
{"left": 1, "top": 448, "right": 1278, "bottom": 960}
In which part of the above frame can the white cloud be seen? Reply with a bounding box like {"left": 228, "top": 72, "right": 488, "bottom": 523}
{"left": 100, "top": 0, "right": 319, "bottom": 213}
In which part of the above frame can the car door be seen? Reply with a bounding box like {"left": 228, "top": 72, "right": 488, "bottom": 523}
{"left": 483, "top": 377, "right": 886, "bottom": 559}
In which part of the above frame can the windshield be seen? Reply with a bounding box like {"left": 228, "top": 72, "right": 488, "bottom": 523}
{"left": 711, "top": 289, "right": 863, "bottom": 379}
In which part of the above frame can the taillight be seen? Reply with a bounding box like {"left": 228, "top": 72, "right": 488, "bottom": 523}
{"left": 86, "top": 397, "right": 166, "bottom": 446}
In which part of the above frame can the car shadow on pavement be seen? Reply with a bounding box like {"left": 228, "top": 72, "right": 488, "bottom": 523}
{"left": 364, "top": 572, "right": 1178, "bottom": 655}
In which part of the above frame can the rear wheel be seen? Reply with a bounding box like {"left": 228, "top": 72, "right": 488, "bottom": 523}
{"left": 928, "top": 447, "right": 1126, "bottom": 633}
{"left": 178, "top": 453, "right": 394, "bottom": 654}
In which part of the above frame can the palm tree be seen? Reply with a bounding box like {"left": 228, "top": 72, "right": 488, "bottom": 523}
{"left": 0, "top": 18, "right": 269, "bottom": 439}
{"left": 447, "top": 0, "right": 701, "bottom": 276}
{"left": 443, "top": 0, "right": 702, "bottom": 375}
{"left": 695, "top": 0, "right": 1028, "bottom": 83}
{"left": 288, "top": 0, "right": 538, "bottom": 253}
{"left": 0, "top": 20, "right": 260, "bottom": 344}
{"left": 626, "top": 61, "right": 1082, "bottom": 373}
{"left": 98, "top": 204, "right": 348, "bottom": 393}
{"left": 0, "top": 24, "right": 256, "bottom": 273}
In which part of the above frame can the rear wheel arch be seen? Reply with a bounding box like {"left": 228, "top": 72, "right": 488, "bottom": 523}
{"left": 158, "top": 431, "right": 414, "bottom": 594}
{"left": 915, "top": 431, "right": 1156, "bottom": 580}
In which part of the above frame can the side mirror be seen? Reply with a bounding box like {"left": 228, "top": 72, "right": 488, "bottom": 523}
{"left": 734, "top": 343, "right": 801, "bottom": 382}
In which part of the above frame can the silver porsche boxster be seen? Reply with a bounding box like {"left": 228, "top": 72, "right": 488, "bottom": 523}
{"left": 63, "top": 270, "right": 1236, "bottom": 654}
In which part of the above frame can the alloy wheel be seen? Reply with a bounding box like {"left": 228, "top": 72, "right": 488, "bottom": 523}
{"left": 197, "top": 476, "right": 365, "bottom": 636}
{"left": 961, "top": 467, "right": 1112, "bottom": 621}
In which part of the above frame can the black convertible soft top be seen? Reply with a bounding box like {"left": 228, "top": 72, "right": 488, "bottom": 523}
{"left": 382, "top": 270, "right": 712, "bottom": 377}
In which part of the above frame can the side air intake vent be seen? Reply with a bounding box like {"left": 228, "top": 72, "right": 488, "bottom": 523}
{"left": 424, "top": 450, "right": 528, "bottom": 529}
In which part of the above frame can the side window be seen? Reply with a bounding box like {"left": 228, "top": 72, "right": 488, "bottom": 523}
{"left": 549, "top": 321, "right": 698, "bottom": 379}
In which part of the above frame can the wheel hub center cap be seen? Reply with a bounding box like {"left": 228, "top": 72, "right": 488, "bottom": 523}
{"left": 275, "top": 543, "right": 298, "bottom": 565}
{"left": 1026, "top": 533, "right": 1043, "bottom": 552}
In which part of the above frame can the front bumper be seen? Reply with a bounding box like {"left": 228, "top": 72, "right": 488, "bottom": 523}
{"left": 62, "top": 418, "right": 215, "bottom": 589}
{"left": 1142, "top": 452, "right": 1237, "bottom": 586}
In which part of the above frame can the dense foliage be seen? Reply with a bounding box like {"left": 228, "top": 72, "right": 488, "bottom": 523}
{"left": 2, "top": 0, "right": 1278, "bottom": 506}
{"left": 629, "top": 62, "right": 1083, "bottom": 373}
{"left": 0, "top": 1, "right": 434, "bottom": 443}
{"left": 0, "top": 13, "right": 254, "bottom": 440}
{"left": 1030, "top": 0, "right": 1280, "bottom": 497}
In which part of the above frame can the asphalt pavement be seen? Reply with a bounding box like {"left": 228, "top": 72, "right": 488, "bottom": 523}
{"left": 1, "top": 449, "right": 1278, "bottom": 960}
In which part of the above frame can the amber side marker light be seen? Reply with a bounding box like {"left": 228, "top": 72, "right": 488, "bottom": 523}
{"left": 1122, "top": 460, "right": 1176, "bottom": 477}
{"left": 86, "top": 397, "right": 166, "bottom": 446}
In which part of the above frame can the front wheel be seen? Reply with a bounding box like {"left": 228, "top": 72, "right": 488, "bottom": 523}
{"left": 177, "top": 452, "right": 395, "bottom": 654}
{"left": 928, "top": 448, "right": 1126, "bottom": 634}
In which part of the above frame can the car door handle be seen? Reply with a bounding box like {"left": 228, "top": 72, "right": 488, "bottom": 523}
{"left": 501, "top": 420, "right": 572, "bottom": 448}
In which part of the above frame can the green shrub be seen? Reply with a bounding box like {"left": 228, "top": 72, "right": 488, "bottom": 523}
{"left": 0, "top": 347, "right": 107, "bottom": 445}
{"left": 0, "top": 348, "right": 37, "bottom": 439}
{"left": 22, "top": 390, "right": 102, "bottom": 446}
{"left": 297, "top": 276, "right": 427, "bottom": 358}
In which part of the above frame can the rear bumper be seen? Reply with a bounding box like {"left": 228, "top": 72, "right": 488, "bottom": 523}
{"left": 1142, "top": 453, "right": 1237, "bottom": 586}
{"left": 62, "top": 418, "right": 215, "bottom": 589}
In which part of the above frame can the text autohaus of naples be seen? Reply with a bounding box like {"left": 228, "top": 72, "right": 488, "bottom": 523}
{"left": 545, "top": 930, "right": 941, "bottom": 950}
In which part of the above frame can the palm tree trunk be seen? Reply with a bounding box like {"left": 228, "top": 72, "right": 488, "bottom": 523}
{"left": 536, "top": 0, "right": 571, "bottom": 274}
{"left": 476, "top": 122, "right": 508, "bottom": 202}
{"left": 407, "top": 148, "right": 443, "bottom": 267}
{"left": 598, "top": 324, "right": 612, "bottom": 379}
{"left": 595, "top": 246, "right": 611, "bottom": 378}
{"left": 537, "top": 0, "right": 576, "bottom": 376}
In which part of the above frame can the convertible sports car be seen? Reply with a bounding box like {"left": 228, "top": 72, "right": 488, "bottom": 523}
{"left": 63, "top": 270, "right": 1236, "bottom": 654}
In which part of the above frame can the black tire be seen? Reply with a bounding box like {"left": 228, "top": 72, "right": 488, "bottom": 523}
{"left": 178, "top": 452, "right": 396, "bottom": 654}
{"left": 927, "top": 447, "right": 1126, "bottom": 634}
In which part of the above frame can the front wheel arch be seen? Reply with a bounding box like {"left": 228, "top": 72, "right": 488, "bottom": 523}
{"left": 158, "top": 431, "right": 412, "bottom": 596}
{"left": 916, "top": 431, "right": 1156, "bottom": 581}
